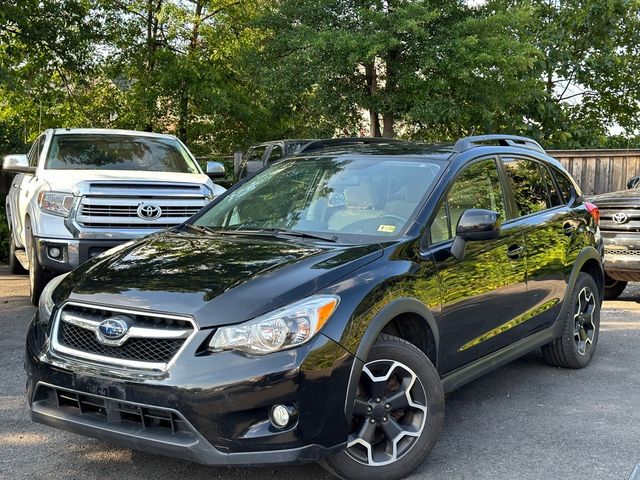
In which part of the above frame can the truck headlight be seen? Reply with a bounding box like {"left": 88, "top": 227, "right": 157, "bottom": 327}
{"left": 209, "top": 295, "right": 339, "bottom": 355}
{"left": 38, "top": 272, "right": 70, "bottom": 322}
{"left": 38, "top": 191, "right": 75, "bottom": 217}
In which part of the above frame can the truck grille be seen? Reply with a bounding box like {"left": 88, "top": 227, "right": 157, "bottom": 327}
{"left": 74, "top": 181, "right": 209, "bottom": 229}
{"left": 599, "top": 207, "right": 640, "bottom": 233}
{"left": 52, "top": 303, "right": 196, "bottom": 370}
{"left": 605, "top": 248, "right": 640, "bottom": 256}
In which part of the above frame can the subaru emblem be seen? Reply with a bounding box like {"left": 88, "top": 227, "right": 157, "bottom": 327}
{"left": 98, "top": 316, "right": 130, "bottom": 340}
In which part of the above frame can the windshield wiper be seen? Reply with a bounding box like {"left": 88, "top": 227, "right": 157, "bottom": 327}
{"left": 183, "top": 223, "right": 218, "bottom": 236}
{"left": 184, "top": 224, "right": 339, "bottom": 243}
{"left": 217, "top": 228, "right": 339, "bottom": 243}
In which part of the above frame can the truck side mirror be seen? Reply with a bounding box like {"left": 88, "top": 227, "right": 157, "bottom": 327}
{"left": 206, "top": 161, "right": 226, "bottom": 179}
{"left": 2, "top": 154, "right": 34, "bottom": 174}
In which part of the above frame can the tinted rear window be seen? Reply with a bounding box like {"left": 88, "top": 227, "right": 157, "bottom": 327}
{"left": 45, "top": 134, "right": 199, "bottom": 173}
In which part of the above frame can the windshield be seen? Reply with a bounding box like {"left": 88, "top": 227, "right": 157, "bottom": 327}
{"left": 194, "top": 156, "right": 442, "bottom": 242}
{"left": 45, "top": 134, "right": 200, "bottom": 173}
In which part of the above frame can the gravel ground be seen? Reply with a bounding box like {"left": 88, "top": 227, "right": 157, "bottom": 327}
{"left": 1, "top": 267, "right": 639, "bottom": 480}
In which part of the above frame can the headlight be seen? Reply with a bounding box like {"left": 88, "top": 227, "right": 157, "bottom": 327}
{"left": 209, "top": 295, "right": 339, "bottom": 355}
{"left": 38, "top": 272, "right": 70, "bottom": 321}
{"left": 38, "top": 191, "right": 75, "bottom": 217}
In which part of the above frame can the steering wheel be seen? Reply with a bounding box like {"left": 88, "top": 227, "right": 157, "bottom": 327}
{"left": 377, "top": 214, "right": 407, "bottom": 224}
{"left": 339, "top": 214, "right": 408, "bottom": 234}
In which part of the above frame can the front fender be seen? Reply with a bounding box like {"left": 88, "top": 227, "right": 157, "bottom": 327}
{"left": 319, "top": 245, "right": 441, "bottom": 421}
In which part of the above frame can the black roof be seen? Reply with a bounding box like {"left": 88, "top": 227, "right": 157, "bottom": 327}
{"left": 293, "top": 140, "right": 455, "bottom": 161}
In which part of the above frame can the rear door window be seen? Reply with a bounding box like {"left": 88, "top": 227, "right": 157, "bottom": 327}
{"left": 502, "top": 158, "right": 555, "bottom": 216}
{"left": 537, "top": 163, "right": 564, "bottom": 207}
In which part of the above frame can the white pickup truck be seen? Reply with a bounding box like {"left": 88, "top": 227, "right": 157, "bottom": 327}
{"left": 3, "top": 128, "right": 226, "bottom": 304}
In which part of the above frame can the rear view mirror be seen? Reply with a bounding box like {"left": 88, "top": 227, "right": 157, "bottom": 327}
{"left": 206, "top": 161, "right": 226, "bottom": 179}
{"left": 627, "top": 176, "right": 640, "bottom": 189}
{"left": 2, "top": 154, "right": 33, "bottom": 174}
{"left": 451, "top": 209, "right": 501, "bottom": 260}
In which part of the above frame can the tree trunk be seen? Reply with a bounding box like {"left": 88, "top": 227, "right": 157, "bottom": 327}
{"left": 382, "top": 112, "right": 394, "bottom": 138}
{"left": 364, "top": 62, "right": 381, "bottom": 137}
{"left": 178, "top": 1, "right": 203, "bottom": 142}
{"left": 381, "top": 47, "right": 400, "bottom": 138}
{"left": 143, "top": 0, "right": 162, "bottom": 131}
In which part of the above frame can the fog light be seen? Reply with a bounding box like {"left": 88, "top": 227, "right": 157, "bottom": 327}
{"left": 48, "top": 247, "right": 62, "bottom": 259}
{"left": 270, "top": 404, "right": 297, "bottom": 429}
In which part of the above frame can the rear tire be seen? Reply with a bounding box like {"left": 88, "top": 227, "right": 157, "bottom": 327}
{"left": 542, "top": 272, "right": 600, "bottom": 369}
{"left": 603, "top": 274, "right": 627, "bottom": 300}
{"left": 9, "top": 234, "right": 27, "bottom": 275}
{"left": 319, "top": 334, "right": 444, "bottom": 480}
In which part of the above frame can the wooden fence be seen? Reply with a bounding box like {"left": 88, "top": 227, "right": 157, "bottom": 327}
{"left": 547, "top": 149, "right": 640, "bottom": 195}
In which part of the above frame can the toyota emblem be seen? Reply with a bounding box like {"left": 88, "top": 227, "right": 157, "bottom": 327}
{"left": 612, "top": 212, "right": 629, "bottom": 224}
{"left": 137, "top": 203, "right": 162, "bottom": 220}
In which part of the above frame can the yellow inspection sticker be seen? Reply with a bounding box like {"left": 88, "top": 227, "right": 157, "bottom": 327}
{"left": 377, "top": 224, "right": 396, "bottom": 233}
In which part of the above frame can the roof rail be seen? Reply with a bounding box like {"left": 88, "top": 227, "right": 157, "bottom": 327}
{"left": 453, "top": 135, "right": 545, "bottom": 154}
{"left": 299, "top": 137, "right": 403, "bottom": 153}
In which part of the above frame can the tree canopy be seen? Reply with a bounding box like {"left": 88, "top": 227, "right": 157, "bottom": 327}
{"left": 1, "top": 0, "right": 640, "bottom": 155}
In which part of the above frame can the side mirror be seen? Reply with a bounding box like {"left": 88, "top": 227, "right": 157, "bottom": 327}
{"left": 627, "top": 176, "right": 640, "bottom": 189}
{"left": 451, "top": 209, "right": 501, "bottom": 260}
{"left": 2, "top": 154, "right": 33, "bottom": 174}
{"left": 205, "top": 161, "right": 226, "bottom": 179}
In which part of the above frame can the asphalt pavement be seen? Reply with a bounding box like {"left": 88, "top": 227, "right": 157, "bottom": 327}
{"left": 1, "top": 267, "right": 640, "bottom": 480}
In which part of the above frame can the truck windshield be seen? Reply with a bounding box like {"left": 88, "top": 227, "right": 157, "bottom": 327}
{"left": 194, "top": 156, "right": 443, "bottom": 242}
{"left": 45, "top": 134, "right": 200, "bottom": 173}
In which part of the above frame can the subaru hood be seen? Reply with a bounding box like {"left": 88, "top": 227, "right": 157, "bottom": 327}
{"left": 55, "top": 231, "right": 383, "bottom": 328}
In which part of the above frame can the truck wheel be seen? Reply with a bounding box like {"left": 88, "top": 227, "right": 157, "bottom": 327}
{"left": 319, "top": 334, "right": 444, "bottom": 480}
{"left": 9, "top": 235, "right": 27, "bottom": 275}
{"left": 542, "top": 273, "right": 600, "bottom": 369}
{"left": 603, "top": 274, "right": 627, "bottom": 300}
{"left": 28, "top": 236, "right": 51, "bottom": 306}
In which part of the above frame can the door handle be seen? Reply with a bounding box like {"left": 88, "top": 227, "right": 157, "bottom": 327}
{"left": 507, "top": 244, "right": 524, "bottom": 259}
{"left": 562, "top": 223, "right": 575, "bottom": 236}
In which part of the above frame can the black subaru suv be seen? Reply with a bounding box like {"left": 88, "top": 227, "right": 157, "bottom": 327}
{"left": 26, "top": 135, "right": 604, "bottom": 480}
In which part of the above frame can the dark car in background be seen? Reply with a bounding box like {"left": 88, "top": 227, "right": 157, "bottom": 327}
{"left": 26, "top": 135, "right": 603, "bottom": 480}
{"left": 590, "top": 175, "right": 640, "bottom": 298}
{"left": 237, "top": 137, "right": 404, "bottom": 181}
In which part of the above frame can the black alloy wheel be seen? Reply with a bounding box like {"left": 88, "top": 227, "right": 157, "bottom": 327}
{"left": 320, "top": 335, "right": 444, "bottom": 480}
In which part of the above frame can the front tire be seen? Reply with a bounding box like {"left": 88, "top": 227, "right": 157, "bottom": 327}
{"left": 320, "top": 334, "right": 444, "bottom": 480}
{"left": 603, "top": 274, "right": 627, "bottom": 300}
{"left": 27, "top": 231, "right": 51, "bottom": 306}
{"left": 542, "top": 272, "right": 601, "bottom": 369}
{"left": 9, "top": 234, "right": 27, "bottom": 275}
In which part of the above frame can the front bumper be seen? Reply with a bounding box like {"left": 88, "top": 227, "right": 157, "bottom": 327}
{"left": 25, "top": 313, "right": 353, "bottom": 465}
{"left": 602, "top": 233, "right": 640, "bottom": 281}
{"left": 35, "top": 237, "right": 126, "bottom": 273}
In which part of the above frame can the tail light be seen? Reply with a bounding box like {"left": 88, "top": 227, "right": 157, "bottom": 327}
{"left": 584, "top": 202, "right": 600, "bottom": 225}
